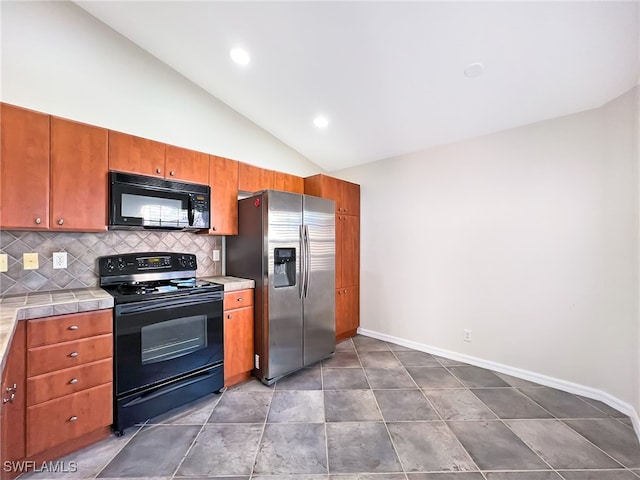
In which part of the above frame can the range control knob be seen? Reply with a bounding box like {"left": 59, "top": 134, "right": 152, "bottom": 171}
{"left": 105, "top": 259, "right": 115, "bottom": 272}
{"left": 178, "top": 256, "right": 186, "bottom": 268}
{"left": 117, "top": 258, "right": 126, "bottom": 270}
{"left": 188, "top": 257, "right": 196, "bottom": 269}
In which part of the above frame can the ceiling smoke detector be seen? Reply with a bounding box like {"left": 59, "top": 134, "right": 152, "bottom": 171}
{"left": 464, "top": 62, "right": 485, "bottom": 78}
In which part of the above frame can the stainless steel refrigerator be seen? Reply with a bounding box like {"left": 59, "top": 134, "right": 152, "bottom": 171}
{"left": 226, "top": 190, "right": 335, "bottom": 385}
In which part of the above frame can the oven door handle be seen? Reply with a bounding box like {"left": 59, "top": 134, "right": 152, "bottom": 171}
{"left": 116, "top": 294, "right": 222, "bottom": 315}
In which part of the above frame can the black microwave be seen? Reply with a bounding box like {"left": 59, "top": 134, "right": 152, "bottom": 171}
{"left": 109, "top": 171, "right": 210, "bottom": 231}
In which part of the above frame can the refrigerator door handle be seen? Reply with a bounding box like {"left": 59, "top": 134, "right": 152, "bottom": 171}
{"left": 300, "top": 224, "right": 306, "bottom": 299}
{"left": 303, "top": 224, "right": 311, "bottom": 298}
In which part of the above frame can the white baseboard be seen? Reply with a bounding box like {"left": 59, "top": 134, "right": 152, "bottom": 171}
{"left": 357, "top": 327, "right": 640, "bottom": 442}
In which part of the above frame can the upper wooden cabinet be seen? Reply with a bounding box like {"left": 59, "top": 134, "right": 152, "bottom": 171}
{"left": 0, "top": 104, "right": 50, "bottom": 230}
{"left": 274, "top": 171, "right": 304, "bottom": 194}
{"left": 108, "top": 131, "right": 165, "bottom": 178}
{"left": 165, "top": 145, "right": 209, "bottom": 184}
{"left": 238, "top": 163, "right": 274, "bottom": 193}
{"left": 209, "top": 155, "right": 239, "bottom": 235}
{"left": 304, "top": 174, "right": 360, "bottom": 215}
{"left": 50, "top": 118, "right": 108, "bottom": 231}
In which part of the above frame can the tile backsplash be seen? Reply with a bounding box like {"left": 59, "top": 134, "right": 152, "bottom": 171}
{"left": 0, "top": 230, "right": 222, "bottom": 295}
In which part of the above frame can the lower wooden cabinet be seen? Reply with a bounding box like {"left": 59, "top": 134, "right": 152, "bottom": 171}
{"left": 336, "top": 286, "right": 359, "bottom": 341}
{"left": 223, "top": 289, "right": 254, "bottom": 387}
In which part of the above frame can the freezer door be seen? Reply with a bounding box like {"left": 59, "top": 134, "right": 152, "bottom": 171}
{"left": 303, "top": 195, "right": 336, "bottom": 365}
{"left": 266, "top": 191, "right": 304, "bottom": 380}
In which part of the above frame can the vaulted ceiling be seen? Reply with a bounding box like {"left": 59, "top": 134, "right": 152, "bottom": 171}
{"left": 76, "top": 1, "right": 639, "bottom": 171}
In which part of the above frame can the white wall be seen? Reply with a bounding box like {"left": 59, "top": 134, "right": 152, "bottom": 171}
{"left": 0, "top": 1, "right": 322, "bottom": 177}
{"left": 337, "top": 86, "right": 639, "bottom": 416}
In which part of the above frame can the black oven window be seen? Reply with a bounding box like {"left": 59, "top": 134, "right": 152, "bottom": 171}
{"left": 141, "top": 315, "right": 208, "bottom": 364}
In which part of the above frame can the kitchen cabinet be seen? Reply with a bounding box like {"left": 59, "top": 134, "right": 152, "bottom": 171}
{"left": 0, "top": 103, "right": 50, "bottom": 230}
{"left": 304, "top": 174, "right": 360, "bottom": 216}
{"left": 238, "top": 163, "right": 274, "bottom": 193}
{"left": 50, "top": 117, "right": 108, "bottom": 231}
{"left": 336, "top": 286, "right": 359, "bottom": 341}
{"left": 164, "top": 144, "right": 210, "bottom": 184}
{"left": 108, "top": 131, "right": 165, "bottom": 178}
{"left": 223, "top": 289, "right": 254, "bottom": 387}
{"left": 209, "top": 155, "right": 239, "bottom": 235}
{"left": 0, "top": 322, "right": 26, "bottom": 480}
{"left": 273, "top": 171, "right": 304, "bottom": 194}
{"left": 336, "top": 214, "right": 360, "bottom": 289}
{"left": 25, "top": 310, "right": 112, "bottom": 458}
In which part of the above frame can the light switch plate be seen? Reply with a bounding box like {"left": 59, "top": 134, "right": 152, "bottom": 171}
{"left": 53, "top": 251, "right": 68, "bottom": 269}
{"left": 212, "top": 250, "right": 220, "bottom": 262}
{"left": 0, "top": 254, "right": 8, "bottom": 272}
{"left": 23, "top": 253, "right": 39, "bottom": 270}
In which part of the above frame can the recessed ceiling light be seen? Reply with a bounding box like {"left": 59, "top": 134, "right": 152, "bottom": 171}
{"left": 313, "top": 116, "right": 329, "bottom": 128}
{"left": 230, "top": 48, "right": 250, "bottom": 66}
{"left": 464, "top": 62, "right": 485, "bottom": 78}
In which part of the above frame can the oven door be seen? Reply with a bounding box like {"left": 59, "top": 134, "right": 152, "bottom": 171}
{"left": 114, "top": 291, "right": 223, "bottom": 397}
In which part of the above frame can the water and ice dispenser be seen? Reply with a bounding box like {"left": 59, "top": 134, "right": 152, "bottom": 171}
{"left": 274, "top": 248, "right": 296, "bottom": 288}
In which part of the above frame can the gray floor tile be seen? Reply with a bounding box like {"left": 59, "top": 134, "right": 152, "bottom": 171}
{"left": 494, "top": 372, "right": 545, "bottom": 388}
{"left": 485, "top": 473, "right": 562, "bottom": 480}
{"left": 147, "top": 393, "right": 221, "bottom": 425}
{"left": 326, "top": 422, "right": 402, "bottom": 473}
{"left": 353, "top": 336, "right": 391, "bottom": 352}
{"left": 387, "top": 421, "right": 477, "bottom": 472}
{"left": 226, "top": 378, "right": 274, "bottom": 392}
{"left": 336, "top": 339, "right": 356, "bottom": 352}
{"left": 433, "top": 355, "right": 470, "bottom": 366}
{"left": 254, "top": 423, "right": 327, "bottom": 475}
{"left": 564, "top": 419, "right": 640, "bottom": 468}
{"left": 374, "top": 389, "right": 440, "bottom": 421}
{"left": 176, "top": 424, "right": 262, "bottom": 476}
{"left": 578, "top": 396, "right": 629, "bottom": 418}
{"left": 394, "top": 351, "right": 441, "bottom": 367}
{"left": 517, "top": 387, "right": 608, "bottom": 419}
{"left": 177, "top": 477, "right": 249, "bottom": 480}
{"left": 254, "top": 476, "right": 327, "bottom": 480}
{"left": 424, "top": 389, "right": 497, "bottom": 421}
{"left": 620, "top": 418, "right": 634, "bottom": 428}
{"left": 325, "top": 389, "right": 383, "bottom": 422}
{"left": 407, "top": 474, "right": 485, "bottom": 480}
{"left": 407, "top": 367, "right": 463, "bottom": 388}
{"left": 276, "top": 366, "right": 323, "bottom": 390}
{"left": 447, "top": 420, "right": 549, "bottom": 470}
{"left": 471, "top": 388, "right": 553, "bottom": 419}
{"left": 323, "top": 367, "right": 370, "bottom": 389}
{"left": 323, "top": 351, "right": 362, "bottom": 368}
{"left": 98, "top": 425, "right": 200, "bottom": 478}
{"left": 268, "top": 390, "right": 325, "bottom": 423}
{"left": 330, "top": 475, "right": 406, "bottom": 480}
{"left": 365, "top": 367, "right": 417, "bottom": 389}
{"left": 359, "top": 351, "right": 402, "bottom": 368}
{"left": 506, "top": 419, "right": 622, "bottom": 469}
{"left": 386, "top": 341, "right": 415, "bottom": 351}
{"left": 208, "top": 390, "right": 273, "bottom": 423}
{"left": 447, "top": 366, "right": 510, "bottom": 388}
{"left": 558, "top": 471, "right": 639, "bottom": 480}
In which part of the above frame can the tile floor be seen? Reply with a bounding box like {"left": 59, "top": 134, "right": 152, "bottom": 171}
{"left": 21, "top": 335, "right": 640, "bottom": 480}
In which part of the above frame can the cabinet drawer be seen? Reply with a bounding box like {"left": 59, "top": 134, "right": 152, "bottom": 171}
{"left": 27, "top": 358, "right": 112, "bottom": 406}
{"left": 28, "top": 334, "right": 113, "bottom": 377}
{"left": 27, "top": 310, "right": 112, "bottom": 348}
{"left": 224, "top": 289, "right": 254, "bottom": 310}
{"left": 26, "top": 383, "right": 112, "bottom": 457}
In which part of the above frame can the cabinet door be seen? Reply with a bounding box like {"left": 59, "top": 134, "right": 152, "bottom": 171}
{"left": 108, "top": 131, "right": 165, "bottom": 178}
{"left": 238, "top": 163, "right": 274, "bottom": 193}
{"left": 340, "top": 215, "right": 360, "bottom": 288}
{"left": 0, "top": 104, "right": 50, "bottom": 230}
{"left": 209, "top": 156, "right": 239, "bottom": 235}
{"left": 341, "top": 181, "right": 360, "bottom": 216}
{"left": 165, "top": 145, "right": 209, "bottom": 184}
{"left": 336, "top": 286, "right": 359, "bottom": 340}
{"left": 50, "top": 118, "right": 108, "bottom": 231}
{"left": 223, "top": 306, "right": 254, "bottom": 386}
{"left": 273, "top": 172, "right": 304, "bottom": 194}
{"left": 1, "top": 321, "right": 26, "bottom": 471}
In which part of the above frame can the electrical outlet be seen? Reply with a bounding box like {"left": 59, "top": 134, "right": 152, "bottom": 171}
{"left": 463, "top": 329, "right": 472, "bottom": 342}
{"left": 212, "top": 249, "right": 220, "bottom": 262}
{"left": 53, "top": 252, "right": 68, "bottom": 269}
{"left": 23, "top": 253, "right": 39, "bottom": 270}
{"left": 0, "top": 254, "right": 8, "bottom": 273}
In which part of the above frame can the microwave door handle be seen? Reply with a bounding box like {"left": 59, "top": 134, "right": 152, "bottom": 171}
{"left": 187, "top": 196, "right": 195, "bottom": 226}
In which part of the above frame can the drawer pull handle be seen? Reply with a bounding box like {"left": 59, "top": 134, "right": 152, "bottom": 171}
{"left": 68, "top": 325, "right": 79, "bottom": 331}
{"left": 69, "top": 378, "right": 78, "bottom": 385}
{"left": 69, "top": 352, "right": 78, "bottom": 358}
{"left": 68, "top": 416, "right": 78, "bottom": 422}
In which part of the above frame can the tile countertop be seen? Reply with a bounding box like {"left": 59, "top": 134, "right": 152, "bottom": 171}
{"left": 0, "top": 276, "right": 255, "bottom": 374}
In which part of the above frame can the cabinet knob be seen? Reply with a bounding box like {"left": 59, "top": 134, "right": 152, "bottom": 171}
{"left": 68, "top": 325, "right": 79, "bottom": 331}
{"left": 169, "top": 170, "right": 175, "bottom": 176}
{"left": 69, "top": 352, "right": 78, "bottom": 358}
{"left": 212, "top": 226, "right": 217, "bottom": 231}
{"left": 69, "top": 378, "right": 78, "bottom": 385}
{"left": 237, "top": 298, "right": 243, "bottom": 302}
{"left": 68, "top": 416, "right": 78, "bottom": 422}
{"left": 343, "top": 290, "right": 347, "bottom": 294}
{"left": 35, "top": 217, "right": 42, "bottom": 225}
{"left": 227, "top": 314, "right": 232, "bottom": 319}
{"left": 58, "top": 219, "right": 64, "bottom": 225}
{"left": 156, "top": 168, "right": 162, "bottom": 174}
